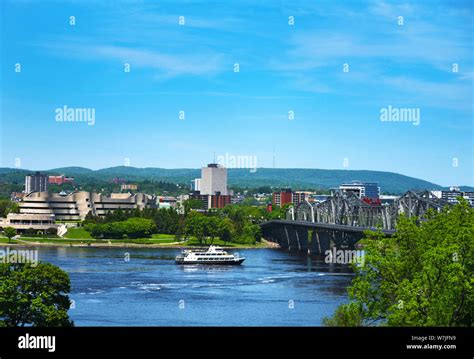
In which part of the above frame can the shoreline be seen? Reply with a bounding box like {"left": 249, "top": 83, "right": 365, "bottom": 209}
{"left": 0, "top": 239, "right": 280, "bottom": 250}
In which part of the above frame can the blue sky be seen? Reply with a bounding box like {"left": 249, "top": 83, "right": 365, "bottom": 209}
{"left": 0, "top": 0, "right": 473, "bottom": 186}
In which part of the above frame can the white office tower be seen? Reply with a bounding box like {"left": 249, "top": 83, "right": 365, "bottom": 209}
{"left": 199, "top": 164, "right": 228, "bottom": 195}
{"left": 191, "top": 178, "right": 201, "bottom": 191}
{"left": 25, "top": 172, "right": 48, "bottom": 194}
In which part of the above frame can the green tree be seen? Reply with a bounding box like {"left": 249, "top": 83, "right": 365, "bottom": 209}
{"left": 153, "top": 208, "right": 180, "bottom": 234}
{"left": 183, "top": 199, "right": 204, "bottom": 214}
{"left": 218, "top": 217, "right": 234, "bottom": 244}
{"left": 322, "top": 302, "right": 364, "bottom": 327}
{"left": 206, "top": 216, "right": 220, "bottom": 245}
{"left": 83, "top": 211, "right": 100, "bottom": 224}
{"left": 184, "top": 211, "right": 206, "bottom": 244}
{"left": 269, "top": 203, "right": 291, "bottom": 220}
{"left": 3, "top": 227, "right": 16, "bottom": 243}
{"left": 324, "top": 200, "right": 473, "bottom": 327}
{"left": 222, "top": 206, "right": 245, "bottom": 235}
{"left": 0, "top": 262, "right": 74, "bottom": 327}
{"left": 0, "top": 200, "right": 19, "bottom": 218}
{"left": 85, "top": 217, "right": 157, "bottom": 239}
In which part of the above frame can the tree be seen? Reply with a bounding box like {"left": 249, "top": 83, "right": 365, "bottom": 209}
{"left": 324, "top": 200, "right": 473, "bottom": 327}
{"left": 3, "top": 227, "right": 16, "bottom": 243}
{"left": 218, "top": 217, "right": 234, "bottom": 244}
{"left": 184, "top": 211, "right": 206, "bottom": 244}
{"left": 183, "top": 199, "right": 204, "bottom": 214}
{"left": 269, "top": 203, "right": 291, "bottom": 220}
{"left": 83, "top": 211, "right": 100, "bottom": 224}
{"left": 223, "top": 206, "right": 245, "bottom": 235}
{"left": 0, "top": 200, "right": 19, "bottom": 218}
{"left": 206, "top": 216, "right": 220, "bottom": 245}
{"left": 0, "top": 262, "right": 74, "bottom": 327}
{"left": 153, "top": 208, "right": 180, "bottom": 234}
{"left": 85, "top": 218, "right": 157, "bottom": 239}
{"left": 322, "top": 302, "right": 364, "bottom": 327}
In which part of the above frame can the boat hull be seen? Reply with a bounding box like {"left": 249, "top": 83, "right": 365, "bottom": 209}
{"left": 175, "top": 258, "right": 245, "bottom": 265}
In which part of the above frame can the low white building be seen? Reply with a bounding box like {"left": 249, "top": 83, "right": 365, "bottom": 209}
{"left": 18, "top": 191, "right": 157, "bottom": 221}
{"left": 0, "top": 213, "right": 57, "bottom": 231}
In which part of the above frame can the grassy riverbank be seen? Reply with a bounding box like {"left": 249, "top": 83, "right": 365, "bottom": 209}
{"left": 0, "top": 234, "right": 275, "bottom": 249}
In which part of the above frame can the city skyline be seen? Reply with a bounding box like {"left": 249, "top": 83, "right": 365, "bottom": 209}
{"left": 3, "top": 165, "right": 471, "bottom": 193}
{"left": 1, "top": 0, "right": 473, "bottom": 187}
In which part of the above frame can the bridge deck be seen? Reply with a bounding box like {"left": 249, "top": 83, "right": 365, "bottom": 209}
{"left": 260, "top": 219, "right": 395, "bottom": 236}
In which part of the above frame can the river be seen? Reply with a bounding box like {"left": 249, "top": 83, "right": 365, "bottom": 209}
{"left": 37, "top": 247, "right": 353, "bottom": 326}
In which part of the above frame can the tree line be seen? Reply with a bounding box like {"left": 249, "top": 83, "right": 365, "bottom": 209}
{"left": 81, "top": 201, "right": 289, "bottom": 243}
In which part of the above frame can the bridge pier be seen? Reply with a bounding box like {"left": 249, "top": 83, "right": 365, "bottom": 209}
{"left": 310, "top": 229, "right": 331, "bottom": 255}
{"left": 283, "top": 225, "right": 299, "bottom": 251}
{"left": 277, "top": 225, "right": 288, "bottom": 249}
{"left": 295, "top": 227, "right": 309, "bottom": 252}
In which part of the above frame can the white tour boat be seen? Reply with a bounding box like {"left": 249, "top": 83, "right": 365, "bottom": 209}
{"left": 175, "top": 245, "right": 245, "bottom": 265}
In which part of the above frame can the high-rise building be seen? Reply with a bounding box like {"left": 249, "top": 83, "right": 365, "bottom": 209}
{"left": 293, "top": 191, "right": 314, "bottom": 206}
{"left": 189, "top": 164, "right": 231, "bottom": 209}
{"left": 272, "top": 190, "right": 314, "bottom": 207}
{"left": 200, "top": 164, "right": 228, "bottom": 196}
{"left": 191, "top": 178, "right": 201, "bottom": 192}
{"left": 338, "top": 182, "right": 380, "bottom": 200}
{"left": 189, "top": 192, "right": 210, "bottom": 210}
{"left": 272, "top": 189, "right": 293, "bottom": 207}
{"left": 431, "top": 187, "right": 474, "bottom": 207}
{"left": 25, "top": 172, "right": 48, "bottom": 194}
{"left": 210, "top": 192, "right": 232, "bottom": 209}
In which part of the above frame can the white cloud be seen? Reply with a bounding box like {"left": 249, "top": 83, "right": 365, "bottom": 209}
{"left": 381, "top": 76, "right": 473, "bottom": 111}
{"left": 267, "top": 1, "right": 473, "bottom": 104}
{"left": 40, "top": 39, "right": 223, "bottom": 78}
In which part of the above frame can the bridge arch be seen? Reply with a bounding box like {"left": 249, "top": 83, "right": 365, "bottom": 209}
{"left": 285, "top": 190, "right": 449, "bottom": 231}
{"left": 295, "top": 200, "right": 315, "bottom": 222}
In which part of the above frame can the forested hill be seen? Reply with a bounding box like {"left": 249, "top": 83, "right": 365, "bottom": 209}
{"left": 1, "top": 166, "right": 468, "bottom": 195}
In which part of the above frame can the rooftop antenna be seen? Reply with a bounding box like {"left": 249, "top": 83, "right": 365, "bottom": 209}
{"left": 213, "top": 152, "right": 216, "bottom": 164}
{"left": 272, "top": 146, "right": 275, "bottom": 169}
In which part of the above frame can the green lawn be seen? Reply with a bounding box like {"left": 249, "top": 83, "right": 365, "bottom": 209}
{"left": 0, "top": 232, "right": 265, "bottom": 247}
{"left": 0, "top": 232, "right": 178, "bottom": 245}
{"left": 64, "top": 227, "right": 93, "bottom": 239}
{"left": 151, "top": 233, "right": 175, "bottom": 240}
{"left": 0, "top": 237, "right": 96, "bottom": 245}
{"left": 0, "top": 237, "right": 175, "bottom": 245}
{"left": 65, "top": 228, "right": 175, "bottom": 241}
{"left": 123, "top": 238, "right": 177, "bottom": 245}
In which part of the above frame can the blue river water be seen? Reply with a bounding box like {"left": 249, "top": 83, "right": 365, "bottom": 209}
{"left": 36, "top": 247, "right": 353, "bottom": 326}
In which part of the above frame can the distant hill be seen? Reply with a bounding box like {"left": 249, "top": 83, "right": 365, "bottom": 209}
{"left": 0, "top": 166, "right": 466, "bottom": 195}
{"left": 49, "top": 167, "right": 94, "bottom": 175}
